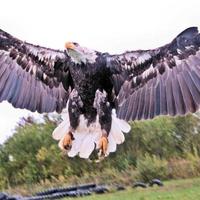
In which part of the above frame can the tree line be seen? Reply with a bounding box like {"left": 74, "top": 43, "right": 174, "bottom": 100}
{"left": 1, "top": 114, "right": 200, "bottom": 190}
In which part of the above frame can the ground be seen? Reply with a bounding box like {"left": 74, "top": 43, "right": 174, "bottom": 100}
{"left": 67, "top": 178, "right": 200, "bottom": 200}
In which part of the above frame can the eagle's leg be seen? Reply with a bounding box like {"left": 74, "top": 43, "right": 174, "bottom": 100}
{"left": 97, "top": 113, "right": 112, "bottom": 158}
{"left": 94, "top": 90, "right": 112, "bottom": 158}
{"left": 62, "top": 131, "right": 74, "bottom": 150}
{"left": 62, "top": 89, "right": 83, "bottom": 151}
{"left": 98, "top": 129, "right": 108, "bottom": 157}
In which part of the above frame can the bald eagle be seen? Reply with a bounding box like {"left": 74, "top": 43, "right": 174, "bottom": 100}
{"left": 1, "top": 27, "right": 200, "bottom": 159}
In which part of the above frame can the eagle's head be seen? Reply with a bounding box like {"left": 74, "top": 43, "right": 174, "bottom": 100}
{"left": 65, "top": 42, "right": 97, "bottom": 64}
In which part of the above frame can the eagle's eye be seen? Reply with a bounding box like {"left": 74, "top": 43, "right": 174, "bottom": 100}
{"left": 73, "top": 42, "right": 79, "bottom": 46}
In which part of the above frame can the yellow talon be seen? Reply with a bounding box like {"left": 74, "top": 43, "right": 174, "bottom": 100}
{"left": 98, "top": 135, "right": 108, "bottom": 157}
{"left": 62, "top": 132, "right": 73, "bottom": 150}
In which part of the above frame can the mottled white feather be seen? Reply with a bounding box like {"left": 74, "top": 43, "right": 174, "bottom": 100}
{"left": 112, "top": 110, "right": 131, "bottom": 133}
{"left": 52, "top": 103, "right": 70, "bottom": 140}
{"left": 52, "top": 120, "right": 70, "bottom": 140}
{"left": 68, "top": 132, "right": 88, "bottom": 157}
{"left": 107, "top": 134, "right": 117, "bottom": 153}
{"left": 110, "top": 123, "right": 125, "bottom": 144}
{"left": 79, "top": 133, "right": 96, "bottom": 158}
{"left": 53, "top": 109, "right": 130, "bottom": 158}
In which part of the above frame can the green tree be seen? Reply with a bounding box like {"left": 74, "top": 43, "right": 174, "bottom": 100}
{"left": 1, "top": 114, "right": 200, "bottom": 190}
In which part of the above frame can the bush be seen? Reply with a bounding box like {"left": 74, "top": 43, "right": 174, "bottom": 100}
{"left": 168, "top": 153, "right": 200, "bottom": 179}
{"left": 2, "top": 114, "right": 200, "bottom": 191}
{"left": 136, "top": 154, "right": 168, "bottom": 182}
{"left": 168, "top": 158, "right": 195, "bottom": 179}
{"left": 186, "top": 149, "right": 200, "bottom": 176}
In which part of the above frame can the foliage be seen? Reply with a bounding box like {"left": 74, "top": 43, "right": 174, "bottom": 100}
{"left": 136, "top": 154, "right": 168, "bottom": 182}
{"left": 1, "top": 114, "right": 200, "bottom": 190}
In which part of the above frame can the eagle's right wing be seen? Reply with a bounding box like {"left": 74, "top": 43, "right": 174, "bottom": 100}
{"left": 0, "top": 29, "right": 73, "bottom": 113}
{"left": 108, "top": 27, "right": 200, "bottom": 121}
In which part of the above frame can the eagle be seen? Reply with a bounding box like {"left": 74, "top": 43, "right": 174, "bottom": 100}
{"left": 1, "top": 27, "right": 200, "bottom": 159}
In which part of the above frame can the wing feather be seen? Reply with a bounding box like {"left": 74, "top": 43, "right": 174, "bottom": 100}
{"left": 183, "top": 70, "right": 200, "bottom": 106}
{"left": 159, "top": 77, "right": 167, "bottom": 115}
{"left": 178, "top": 74, "right": 196, "bottom": 113}
{"left": 137, "top": 86, "right": 146, "bottom": 120}
{"left": 131, "top": 90, "right": 141, "bottom": 120}
{"left": 108, "top": 27, "right": 200, "bottom": 121}
{"left": 166, "top": 73, "right": 176, "bottom": 116}
{"left": 0, "top": 29, "right": 72, "bottom": 113}
{"left": 154, "top": 79, "right": 161, "bottom": 116}
{"left": 148, "top": 81, "right": 155, "bottom": 119}
{"left": 124, "top": 97, "right": 132, "bottom": 120}
{"left": 171, "top": 68, "right": 185, "bottom": 115}
{"left": 143, "top": 84, "right": 151, "bottom": 119}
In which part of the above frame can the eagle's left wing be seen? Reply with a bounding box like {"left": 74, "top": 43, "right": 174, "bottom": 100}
{"left": 108, "top": 27, "right": 200, "bottom": 121}
{"left": 0, "top": 29, "right": 73, "bottom": 113}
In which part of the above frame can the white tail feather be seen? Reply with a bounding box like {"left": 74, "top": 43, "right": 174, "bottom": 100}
{"left": 53, "top": 109, "right": 131, "bottom": 158}
{"left": 52, "top": 120, "right": 70, "bottom": 140}
{"left": 79, "top": 133, "right": 96, "bottom": 158}
{"left": 52, "top": 102, "right": 70, "bottom": 140}
{"left": 68, "top": 133, "right": 87, "bottom": 157}
{"left": 117, "top": 119, "right": 131, "bottom": 133}
{"left": 107, "top": 134, "right": 117, "bottom": 153}
{"left": 61, "top": 101, "right": 69, "bottom": 121}
{"left": 61, "top": 111, "right": 69, "bottom": 121}
{"left": 110, "top": 124, "right": 125, "bottom": 145}
{"left": 68, "top": 131, "right": 88, "bottom": 157}
{"left": 112, "top": 110, "right": 131, "bottom": 133}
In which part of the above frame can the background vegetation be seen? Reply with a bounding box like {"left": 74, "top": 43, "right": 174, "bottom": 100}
{"left": 1, "top": 114, "right": 200, "bottom": 194}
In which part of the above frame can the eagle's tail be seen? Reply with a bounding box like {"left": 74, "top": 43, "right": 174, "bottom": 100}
{"left": 105, "top": 110, "right": 131, "bottom": 155}
{"left": 52, "top": 109, "right": 131, "bottom": 159}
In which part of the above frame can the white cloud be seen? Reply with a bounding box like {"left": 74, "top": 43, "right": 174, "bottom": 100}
{"left": 0, "top": 0, "right": 200, "bottom": 143}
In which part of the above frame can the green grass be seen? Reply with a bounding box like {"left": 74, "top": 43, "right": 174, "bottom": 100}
{"left": 66, "top": 178, "right": 200, "bottom": 200}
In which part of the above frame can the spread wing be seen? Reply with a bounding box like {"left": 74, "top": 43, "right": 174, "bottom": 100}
{"left": 108, "top": 27, "right": 200, "bottom": 121}
{"left": 0, "top": 29, "right": 73, "bottom": 113}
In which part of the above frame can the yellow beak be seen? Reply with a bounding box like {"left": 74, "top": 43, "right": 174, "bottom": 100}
{"left": 65, "top": 42, "right": 76, "bottom": 50}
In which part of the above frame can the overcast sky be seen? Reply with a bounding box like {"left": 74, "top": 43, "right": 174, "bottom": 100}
{"left": 0, "top": 0, "right": 200, "bottom": 143}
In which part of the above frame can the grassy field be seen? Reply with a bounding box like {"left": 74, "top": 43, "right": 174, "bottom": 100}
{"left": 67, "top": 178, "right": 200, "bottom": 200}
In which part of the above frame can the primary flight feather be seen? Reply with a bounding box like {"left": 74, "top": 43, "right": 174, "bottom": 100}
{"left": 0, "top": 27, "right": 200, "bottom": 159}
